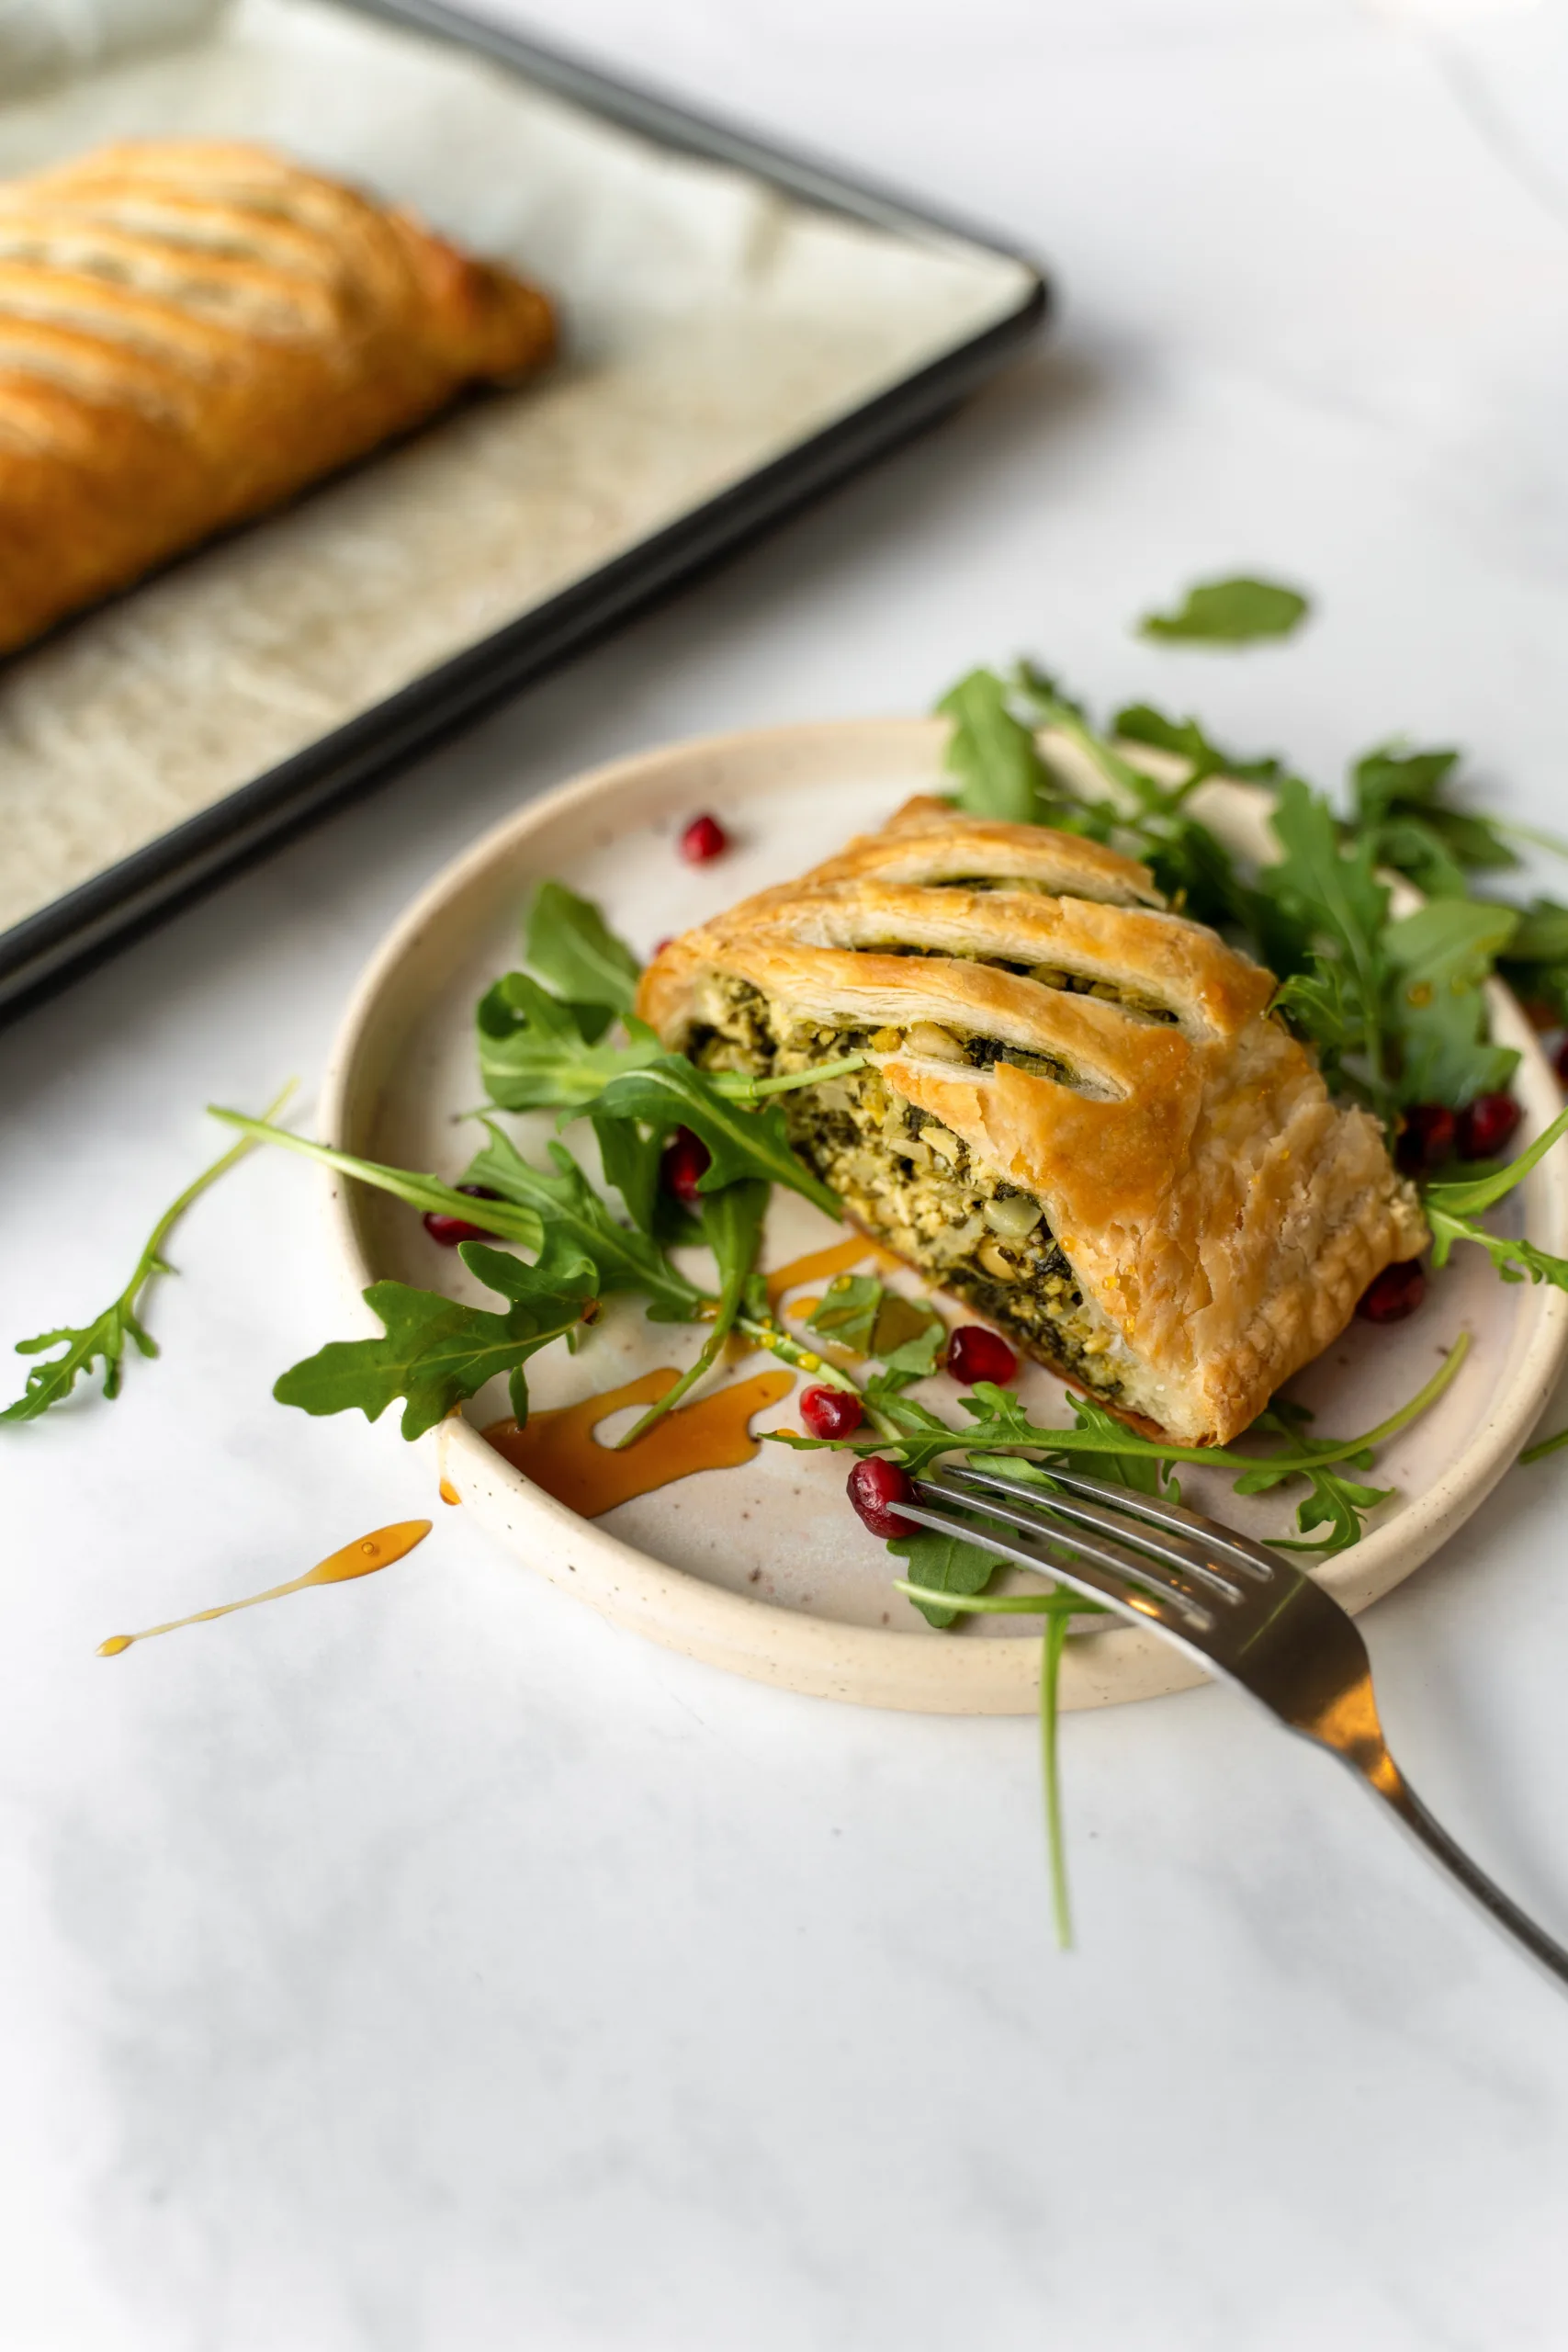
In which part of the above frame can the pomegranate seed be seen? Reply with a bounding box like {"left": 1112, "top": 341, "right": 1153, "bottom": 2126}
{"left": 946, "top": 1324, "right": 1019, "bottom": 1386}
{"left": 423, "top": 1183, "right": 502, "bottom": 1248}
{"left": 660, "top": 1125, "right": 711, "bottom": 1206}
{"left": 847, "top": 1456, "right": 917, "bottom": 1539}
{"left": 650, "top": 936, "right": 675, "bottom": 958}
{"left": 679, "top": 812, "right": 728, "bottom": 864}
{"left": 1455, "top": 1091, "right": 1521, "bottom": 1161}
{"left": 800, "top": 1385, "right": 863, "bottom": 1441}
{"left": 1395, "top": 1104, "right": 1456, "bottom": 1175}
{"left": 1358, "top": 1260, "right": 1426, "bottom": 1323}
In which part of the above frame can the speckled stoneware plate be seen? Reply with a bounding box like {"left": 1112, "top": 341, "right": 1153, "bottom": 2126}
{"left": 317, "top": 719, "right": 1568, "bottom": 1713}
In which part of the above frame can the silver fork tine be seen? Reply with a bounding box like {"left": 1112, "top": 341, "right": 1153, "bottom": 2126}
{"left": 966, "top": 1460, "right": 1279, "bottom": 1584}
{"left": 931, "top": 1465, "right": 1249, "bottom": 1603}
{"left": 895, "top": 1487, "right": 1220, "bottom": 1641}
{"left": 900, "top": 1464, "right": 1568, "bottom": 1991}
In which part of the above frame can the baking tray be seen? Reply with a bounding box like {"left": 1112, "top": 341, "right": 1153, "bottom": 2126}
{"left": 0, "top": 0, "right": 1046, "bottom": 1015}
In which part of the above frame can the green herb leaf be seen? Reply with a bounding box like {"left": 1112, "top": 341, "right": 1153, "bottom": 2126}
{"left": 875, "top": 1309, "right": 947, "bottom": 1380}
{"left": 1426, "top": 1204, "right": 1568, "bottom": 1291}
{"left": 1112, "top": 703, "right": 1286, "bottom": 787}
{"left": 274, "top": 1247, "right": 595, "bottom": 1441}
{"left": 2, "top": 1093, "right": 291, "bottom": 1422}
{"left": 206, "top": 1110, "right": 546, "bottom": 1253}
{"left": 886, "top": 1524, "right": 1006, "bottom": 1628}
{"left": 461, "top": 1122, "right": 704, "bottom": 1320}
{"left": 1139, "top": 576, "right": 1310, "bottom": 646}
{"left": 1351, "top": 744, "right": 1518, "bottom": 882}
{"left": 1382, "top": 899, "right": 1520, "bottom": 1108}
{"left": 937, "top": 667, "right": 1048, "bottom": 821}
{"left": 525, "top": 879, "right": 642, "bottom": 1016}
{"left": 805, "top": 1273, "right": 882, "bottom": 1352}
{"left": 477, "top": 972, "right": 662, "bottom": 1114}
{"left": 1498, "top": 898, "right": 1568, "bottom": 1025}
{"left": 1262, "top": 777, "right": 1392, "bottom": 1108}
{"left": 579, "top": 1057, "right": 840, "bottom": 1216}
{"left": 1055, "top": 1393, "right": 1179, "bottom": 1498}
{"left": 1236, "top": 1407, "right": 1388, "bottom": 1555}
{"left": 803, "top": 1278, "right": 946, "bottom": 1376}
{"left": 1423, "top": 1103, "right": 1568, "bottom": 1217}
{"left": 614, "top": 1180, "right": 770, "bottom": 1447}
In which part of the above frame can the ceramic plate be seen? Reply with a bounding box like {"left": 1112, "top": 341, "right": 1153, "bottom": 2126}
{"left": 318, "top": 719, "right": 1568, "bottom": 1713}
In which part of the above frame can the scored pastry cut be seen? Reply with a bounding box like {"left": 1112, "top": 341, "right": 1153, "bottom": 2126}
{"left": 637, "top": 797, "right": 1429, "bottom": 1446}
{"left": 0, "top": 139, "right": 556, "bottom": 654}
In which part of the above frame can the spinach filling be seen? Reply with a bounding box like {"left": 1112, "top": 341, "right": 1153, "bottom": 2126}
{"left": 688, "top": 977, "right": 1128, "bottom": 1399}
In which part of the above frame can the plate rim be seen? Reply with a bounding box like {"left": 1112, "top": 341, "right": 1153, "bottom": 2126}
{"left": 317, "top": 717, "right": 1568, "bottom": 1714}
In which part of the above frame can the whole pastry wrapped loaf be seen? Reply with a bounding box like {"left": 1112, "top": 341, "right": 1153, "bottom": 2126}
{"left": 638, "top": 797, "right": 1428, "bottom": 1446}
{"left": 0, "top": 139, "right": 555, "bottom": 653}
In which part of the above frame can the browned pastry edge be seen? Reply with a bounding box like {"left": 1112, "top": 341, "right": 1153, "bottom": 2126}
{"left": 638, "top": 798, "right": 1429, "bottom": 1445}
{"left": 0, "top": 140, "right": 556, "bottom": 654}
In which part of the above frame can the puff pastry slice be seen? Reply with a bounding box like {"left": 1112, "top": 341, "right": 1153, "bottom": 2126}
{"left": 638, "top": 797, "right": 1428, "bottom": 1445}
{"left": 0, "top": 140, "right": 556, "bottom": 653}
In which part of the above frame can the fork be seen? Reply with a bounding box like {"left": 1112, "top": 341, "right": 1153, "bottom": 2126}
{"left": 900, "top": 1461, "right": 1568, "bottom": 1986}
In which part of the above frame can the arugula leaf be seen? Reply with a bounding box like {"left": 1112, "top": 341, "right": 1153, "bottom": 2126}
{"left": 1498, "top": 898, "right": 1568, "bottom": 1024}
{"left": 461, "top": 1122, "right": 703, "bottom": 1320}
{"left": 590, "top": 1108, "right": 700, "bottom": 1244}
{"left": 1426, "top": 1209, "right": 1568, "bottom": 1292}
{"left": 937, "top": 668, "right": 1049, "bottom": 821}
{"left": 206, "top": 1110, "right": 546, "bottom": 1253}
{"left": 1235, "top": 1407, "right": 1389, "bottom": 1555}
{"left": 803, "top": 1278, "right": 946, "bottom": 1375}
{"left": 1013, "top": 673, "right": 1274, "bottom": 935}
{"left": 804, "top": 1273, "right": 883, "bottom": 1352}
{"left": 580, "top": 1057, "right": 840, "bottom": 1216}
{"left": 1425, "top": 1104, "right": 1568, "bottom": 1218}
{"left": 1424, "top": 1111, "right": 1568, "bottom": 1289}
{"left": 1262, "top": 778, "right": 1392, "bottom": 1107}
{"left": 1112, "top": 703, "right": 1286, "bottom": 787}
{"left": 887, "top": 1524, "right": 1006, "bottom": 1628}
{"left": 1139, "top": 576, "right": 1310, "bottom": 645}
{"left": 1351, "top": 745, "right": 1518, "bottom": 883}
{"left": 875, "top": 1312, "right": 947, "bottom": 1381}
{"left": 2, "top": 1092, "right": 289, "bottom": 1423}
{"left": 615, "top": 1180, "right": 769, "bottom": 1447}
{"left": 525, "top": 880, "right": 642, "bottom": 1017}
{"left": 1382, "top": 899, "right": 1520, "bottom": 1108}
{"left": 274, "top": 1245, "right": 595, "bottom": 1440}
{"left": 1053, "top": 1393, "right": 1179, "bottom": 1498}
{"left": 477, "top": 972, "right": 661, "bottom": 1114}
{"left": 1014, "top": 662, "right": 1169, "bottom": 816}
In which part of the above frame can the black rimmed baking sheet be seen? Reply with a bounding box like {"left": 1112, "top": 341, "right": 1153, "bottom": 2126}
{"left": 0, "top": 0, "right": 1046, "bottom": 1015}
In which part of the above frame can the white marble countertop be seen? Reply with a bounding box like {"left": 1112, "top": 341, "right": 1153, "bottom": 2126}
{"left": 6, "top": 2, "right": 1568, "bottom": 2344}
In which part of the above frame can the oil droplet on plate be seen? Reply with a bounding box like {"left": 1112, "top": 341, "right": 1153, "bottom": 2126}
{"left": 439, "top": 1478, "right": 461, "bottom": 1506}
{"left": 484, "top": 1368, "right": 794, "bottom": 1518}
{"left": 96, "top": 1520, "right": 432, "bottom": 1656}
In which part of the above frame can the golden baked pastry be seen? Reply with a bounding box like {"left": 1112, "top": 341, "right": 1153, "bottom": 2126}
{"left": 638, "top": 797, "right": 1429, "bottom": 1446}
{"left": 0, "top": 139, "right": 556, "bottom": 654}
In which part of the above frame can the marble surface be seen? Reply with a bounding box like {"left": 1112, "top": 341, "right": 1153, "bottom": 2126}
{"left": 6, "top": 1, "right": 1568, "bottom": 2343}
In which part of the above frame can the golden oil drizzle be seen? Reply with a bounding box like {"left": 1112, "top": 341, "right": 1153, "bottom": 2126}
{"left": 483, "top": 1366, "right": 794, "bottom": 1517}
{"left": 763, "top": 1233, "right": 900, "bottom": 1309}
{"left": 96, "top": 1520, "right": 432, "bottom": 1657}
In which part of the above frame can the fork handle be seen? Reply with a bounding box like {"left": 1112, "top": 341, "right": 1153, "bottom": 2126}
{"left": 1355, "top": 1750, "right": 1568, "bottom": 1990}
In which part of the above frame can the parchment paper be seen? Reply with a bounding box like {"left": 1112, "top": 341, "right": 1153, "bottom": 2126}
{"left": 0, "top": 0, "right": 1031, "bottom": 934}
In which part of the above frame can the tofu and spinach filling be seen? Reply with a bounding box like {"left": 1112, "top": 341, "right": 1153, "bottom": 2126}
{"left": 687, "top": 975, "right": 1136, "bottom": 1403}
